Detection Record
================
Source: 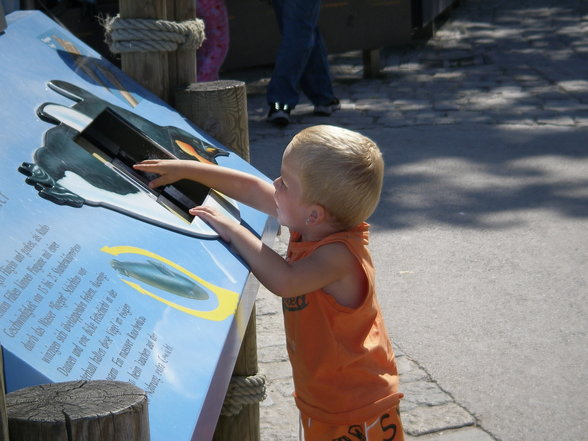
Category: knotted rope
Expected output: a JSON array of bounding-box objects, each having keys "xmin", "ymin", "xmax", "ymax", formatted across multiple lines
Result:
[
  {"xmin": 220, "ymin": 374, "xmax": 267, "ymax": 417},
  {"xmin": 102, "ymin": 14, "xmax": 205, "ymax": 54}
]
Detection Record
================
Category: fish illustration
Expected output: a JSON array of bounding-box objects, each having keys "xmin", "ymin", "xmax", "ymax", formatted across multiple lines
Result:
[{"xmin": 111, "ymin": 259, "xmax": 209, "ymax": 300}]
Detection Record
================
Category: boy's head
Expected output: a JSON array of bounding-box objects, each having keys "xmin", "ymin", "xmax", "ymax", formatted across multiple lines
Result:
[{"xmin": 283, "ymin": 125, "xmax": 384, "ymax": 230}]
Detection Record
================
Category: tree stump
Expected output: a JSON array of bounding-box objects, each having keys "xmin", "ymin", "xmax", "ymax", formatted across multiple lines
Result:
[
  {"xmin": 175, "ymin": 80, "xmax": 250, "ymax": 161},
  {"xmin": 6, "ymin": 380, "xmax": 149, "ymax": 441}
]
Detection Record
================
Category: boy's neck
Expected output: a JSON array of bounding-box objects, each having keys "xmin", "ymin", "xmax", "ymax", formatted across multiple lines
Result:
[{"xmin": 297, "ymin": 222, "xmax": 343, "ymax": 242}]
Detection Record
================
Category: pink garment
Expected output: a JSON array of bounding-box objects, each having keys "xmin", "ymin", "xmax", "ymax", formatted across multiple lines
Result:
[{"xmin": 196, "ymin": 0, "xmax": 230, "ymax": 82}]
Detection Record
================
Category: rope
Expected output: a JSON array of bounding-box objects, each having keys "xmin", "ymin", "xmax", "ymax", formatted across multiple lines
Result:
[
  {"xmin": 220, "ymin": 374, "xmax": 267, "ymax": 417},
  {"xmin": 102, "ymin": 14, "xmax": 205, "ymax": 54}
]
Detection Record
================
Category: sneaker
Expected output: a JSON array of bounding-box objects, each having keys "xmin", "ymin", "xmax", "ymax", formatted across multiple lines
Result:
[
  {"xmin": 267, "ymin": 103, "xmax": 291, "ymax": 127},
  {"xmin": 313, "ymin": 98, "xmax": 341, "ymax": 116}
]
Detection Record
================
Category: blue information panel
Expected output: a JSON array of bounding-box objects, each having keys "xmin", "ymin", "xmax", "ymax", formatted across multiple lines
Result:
[{"xmin": 0, "ymin": 11, "xmax": 275, "ymax": 441}]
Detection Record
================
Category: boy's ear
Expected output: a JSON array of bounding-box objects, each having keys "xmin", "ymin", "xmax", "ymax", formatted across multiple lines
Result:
[{"xmin": 307, "ymin": 205, "xmax": 326, "ymax": 225}]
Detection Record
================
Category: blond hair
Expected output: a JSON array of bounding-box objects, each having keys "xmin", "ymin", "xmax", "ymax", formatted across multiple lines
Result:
[{"xmin": 285, "ymin": 125, "xmax": 384, "ymax": 230}]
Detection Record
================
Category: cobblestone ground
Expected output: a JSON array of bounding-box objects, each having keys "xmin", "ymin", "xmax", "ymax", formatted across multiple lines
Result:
[{"xmin": 223, "ymin": 0, "xmax": 588, "ymax": 439}]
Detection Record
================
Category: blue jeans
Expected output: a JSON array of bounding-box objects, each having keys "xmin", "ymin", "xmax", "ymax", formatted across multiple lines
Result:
[{"xmin": 267, "ymin": 0, "xmax": 336, "ymax": 108}]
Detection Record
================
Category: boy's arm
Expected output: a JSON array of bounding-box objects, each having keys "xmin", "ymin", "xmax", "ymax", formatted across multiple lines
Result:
[
  {"xmin": 192, "ymin": 206, "xmax": 363, "ymax": 307},
  {"xmin": 133, "ymin": 159, "xmax": 277, "ymax": 217}
]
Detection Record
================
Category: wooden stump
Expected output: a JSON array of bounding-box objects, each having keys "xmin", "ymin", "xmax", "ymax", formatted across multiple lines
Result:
[
  {"xmin": 175, "ymin": 80, "xmax": 250, "ymax": 161},
  {"xmin": 6, "ymin": 380, "xmax": 149, "ymax": 441}
]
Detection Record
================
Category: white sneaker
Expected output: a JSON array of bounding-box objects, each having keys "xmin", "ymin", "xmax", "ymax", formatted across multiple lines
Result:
[{"xmin": 313, "ymin": 98, "xmax": 341, "ymax": 116}]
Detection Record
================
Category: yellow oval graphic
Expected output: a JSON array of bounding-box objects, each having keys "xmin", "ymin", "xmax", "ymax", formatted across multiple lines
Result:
[{"xmin": 101, "ymin": 246, "xmax": 239, "ymax": 322}]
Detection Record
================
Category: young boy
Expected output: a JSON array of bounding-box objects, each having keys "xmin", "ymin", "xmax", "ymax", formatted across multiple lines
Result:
[{"xmin": 134, "ymin": 125, "xmax": 404, "ymax": 441}]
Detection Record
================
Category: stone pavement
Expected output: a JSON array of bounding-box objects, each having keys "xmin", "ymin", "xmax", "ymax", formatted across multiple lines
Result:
[{"xmin": 223, "ymin": 0, "xmax": 588, "ymax": 439}]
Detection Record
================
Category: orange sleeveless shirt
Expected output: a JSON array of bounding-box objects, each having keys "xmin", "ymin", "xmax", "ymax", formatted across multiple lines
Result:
[{"xmin": 283, "ymin": 223, "xmax": 403, "ymax": 425}]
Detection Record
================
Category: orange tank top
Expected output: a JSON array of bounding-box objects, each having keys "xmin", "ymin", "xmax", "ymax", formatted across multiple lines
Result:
[{"xmin": 283, "ymin": 223, "xmax": 402, "ymax": 424}]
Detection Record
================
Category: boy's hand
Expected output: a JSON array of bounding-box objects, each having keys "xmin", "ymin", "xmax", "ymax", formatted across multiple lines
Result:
[
  {"xmin": 133, "ymin": 160, "xmax": 190, "ymax": 189},
  {"xmin": 190, "ymin": 205, "xmax": 239, "ymax": 244}
]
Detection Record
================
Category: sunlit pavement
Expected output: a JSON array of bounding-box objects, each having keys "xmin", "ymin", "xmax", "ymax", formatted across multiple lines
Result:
[{"xmin": 225, "ymin": 1, "xmax": 588, "ymax": 439}]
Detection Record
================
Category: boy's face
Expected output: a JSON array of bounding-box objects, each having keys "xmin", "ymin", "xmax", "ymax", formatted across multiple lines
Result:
[{"xmin": 273, "ymin": 152, "xmax": 312, "ymax": 230}]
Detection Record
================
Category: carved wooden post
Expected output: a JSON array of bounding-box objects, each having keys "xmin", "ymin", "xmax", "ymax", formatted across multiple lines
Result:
[
  {"xmin": 175, "ymin": 80, "xmax": 250, "ymax": 161},
  {"xmin": 6, "ymin": 380, "xmax": 149, "ymax": 441}
]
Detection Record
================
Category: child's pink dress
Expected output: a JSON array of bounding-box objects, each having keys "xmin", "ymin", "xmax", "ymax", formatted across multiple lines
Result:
[{"xmin": 196, "ymin": 0, "xmax": 229, "ymax": 82}]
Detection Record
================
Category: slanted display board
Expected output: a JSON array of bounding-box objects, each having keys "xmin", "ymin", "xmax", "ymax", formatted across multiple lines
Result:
[{"xmin": 0, "ymin": 11, "xmax": 275, "ymax": 441}]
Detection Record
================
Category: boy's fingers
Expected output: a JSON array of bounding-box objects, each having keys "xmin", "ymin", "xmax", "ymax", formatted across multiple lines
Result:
[
  {"xmin": 147, "ymin": 176, "xmax": 168, "ymax": 188},
  {"xmin": 133, "ymin": 160, "xmax": 158, "ymax": 168},
  {"xmin": 190, "ymin": 206, "xmax": 216, "ymax": 216},
  {"xmin": 189, "ymin": 206, "xmax": 206, "ymax": 215}
]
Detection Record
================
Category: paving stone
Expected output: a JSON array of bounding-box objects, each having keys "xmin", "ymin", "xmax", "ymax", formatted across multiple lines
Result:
[
  {"xmin": 450, "ymin": 111, "xmax": 495, "ymax": 124},
  {"xmin": 406, "ymin": 427, "xmax": 496, "ymax": 441},
  {"xmin": 397, "ymin": 356, "xmax": 430, "ymax": 383},
  {"xmin": 257, "ymin": 327, "xmax": 285, "ymax": 350},
  {"xmin": 544, "ymin": 100, "xmax": 588, "ymax": 112},
  {"xmin": 392, "ymin": 99, "xmax": 432, "ymax": 111},
  {"xmin": 255, "ymin": 294, "xmax": 281, "ymax": 319},
  {"xmin": 378, "ymin": 111, "xmax": 411, "ymax": 127},
  {"xmin": 433, "ymin": 101, "xmax": 461, "ymax": 111},
  {"xmin": 355, "ymin": 98, "xmax": 396, "ymax": 111},
  {"xmin": 536, "ymin": 114, "xmax": 576, "ymax": 126},
  {"xmin": 402, "ymin": 403, "xmax": 476, "ymax": 436},
  {"xmin": 259, "ymin": 360, "xmax": 293, "ymax": 380},
  {"xmin": 401, "ymin": 381, "xmax": 454, "ymax": 411},
  {"xmin": 258, "ymin": 345, "xmax": 289, "ymax": 364},
  {"xmin": 573, "ymin": 113, "xmax": 588, "ymax": 126}
]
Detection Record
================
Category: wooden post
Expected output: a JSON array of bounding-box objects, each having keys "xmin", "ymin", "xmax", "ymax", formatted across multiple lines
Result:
[
  {"xmin": 176, "ymin": 79, "xmax": 261, "ymax": 440},
  {"xmin": 166, "ymin": 0, "xmax": 197, "ymax": 95},
  {"xmin": 212, "ymin": 305, "xmax": 260, "ymax": 441},
  {"xmin": 0, "ymin": 350, "xmax": 9, "ymax": 441},
  {"xmin": 175, "ymin": 80, "xmax": 251, "ymax": 161},
  {"xmin": 6, "ymin": 380, "xmax": 149, "ymax": 441},
  {"xmin": 363, "ymin": 48, "xmax": 381, "ymax": 78},
  {"xmin": 119, "ymin": 0, "xmax": 170, "ymax": 102},
  {"xmin": 118, "ymin": 0, "xmax": 197, "ymax": 103}
]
